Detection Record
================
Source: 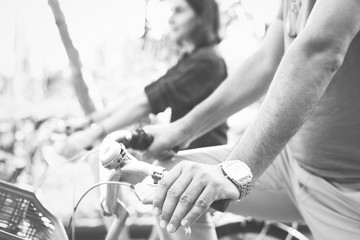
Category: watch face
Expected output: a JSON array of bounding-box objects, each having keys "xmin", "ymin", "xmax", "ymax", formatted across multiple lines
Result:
[{"xmin": 222, "ymin": 161, "xmax": 252, "ymax": 182}]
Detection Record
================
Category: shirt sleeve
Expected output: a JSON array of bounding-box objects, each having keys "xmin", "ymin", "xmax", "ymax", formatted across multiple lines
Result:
[{"xmin": 144, "ymin": 54, "xmax": 226, "ymax": 115}]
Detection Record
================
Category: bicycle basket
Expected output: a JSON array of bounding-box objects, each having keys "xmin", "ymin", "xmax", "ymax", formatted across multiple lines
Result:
[{"xmin": 0, "ymin": 180, "xmax": 68, "ymax": 240}]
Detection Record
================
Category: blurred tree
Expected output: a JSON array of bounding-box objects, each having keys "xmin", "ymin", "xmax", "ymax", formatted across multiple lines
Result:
[{"xmin": 47, "ymin": 0, "xmax": 97, "ymax": 115}]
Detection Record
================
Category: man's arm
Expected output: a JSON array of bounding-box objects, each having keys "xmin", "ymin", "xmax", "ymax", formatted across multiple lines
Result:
[
  {"xmin": 180, "ymin": 21, "xmax": 284, "ymax": 141},
  {"xmin": 147, "ymin": 17, "xmax": 285, "ymax": 154},
  {"xmin": 152, "ymin": 0, "xmax": 360, "ymax": 233},
  {"xmin": 228, "ymin": 0, "xmax": 360, "ymax": 181}
]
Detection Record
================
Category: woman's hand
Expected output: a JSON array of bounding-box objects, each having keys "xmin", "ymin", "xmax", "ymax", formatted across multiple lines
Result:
[
  {"xmin": 64, "ymin": 116, "xmax": 91, "ymax": 134},
  {"xmin": 143, "ymin": 123, "xmax": 191, "ymax": 160},
  {"xmin": 57, "ymin": 128, "xmax": 97, "ymax": 158},
  {"xmin": 152, "ymin": 161, "xmax": 239, "ymax": 233}
]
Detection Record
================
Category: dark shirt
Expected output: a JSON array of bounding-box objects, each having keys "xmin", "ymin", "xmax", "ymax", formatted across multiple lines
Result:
[{"xmin": 144, "ymin": 46, "xmax": 228, "ymax": 149}]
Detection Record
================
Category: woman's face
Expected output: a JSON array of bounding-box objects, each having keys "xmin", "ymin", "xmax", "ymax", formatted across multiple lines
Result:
[{"xmin": 168, "ymin": 0, "xmax": 198, "ymax": 45}]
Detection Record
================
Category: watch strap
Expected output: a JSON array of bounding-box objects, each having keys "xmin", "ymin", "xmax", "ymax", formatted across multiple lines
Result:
[{"xmin": 219, "ymin": 161, "xmax": 253, "ymax": 201}]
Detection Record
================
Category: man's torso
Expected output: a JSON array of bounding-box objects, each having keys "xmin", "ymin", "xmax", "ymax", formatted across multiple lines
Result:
[{"xmin": 282, "ymin": 0, "xmax": 360, "ymax": 183}]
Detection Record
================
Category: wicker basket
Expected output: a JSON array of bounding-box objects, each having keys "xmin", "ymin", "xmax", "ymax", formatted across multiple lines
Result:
[{"xmin": 0, "ymin": 180, "xmax": 68, "ymax": 240}]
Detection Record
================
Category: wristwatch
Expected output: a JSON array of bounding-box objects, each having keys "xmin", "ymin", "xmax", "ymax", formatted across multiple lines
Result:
[{"xmin": 219, "ymin": 160, "xmax": 253, "ymax": 201}]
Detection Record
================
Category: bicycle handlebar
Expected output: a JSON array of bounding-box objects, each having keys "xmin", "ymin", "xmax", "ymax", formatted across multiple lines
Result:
[{"xmin": 99, "ymin": 137, "xmax": 230, "ymax": 212}]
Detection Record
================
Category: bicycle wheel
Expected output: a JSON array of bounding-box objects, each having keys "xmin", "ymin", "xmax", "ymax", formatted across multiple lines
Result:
[{"xmin": 216, "ymin": 218, "xmax": 310, "ymax": 240}]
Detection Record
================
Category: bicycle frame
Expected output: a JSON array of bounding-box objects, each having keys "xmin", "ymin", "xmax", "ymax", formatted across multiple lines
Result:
[{"xmin": 101, "ymin": 173, "xmax": 130, "ymax": 240}]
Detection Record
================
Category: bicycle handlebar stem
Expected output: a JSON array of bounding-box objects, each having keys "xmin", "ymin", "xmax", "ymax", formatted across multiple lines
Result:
[
  {"xmin": 102, "ymin": 172, "xmax": 122, "ymax": 216},
  {"xmin": 100, "ymin": 140, "xmax": 165, "ymax": 183}
]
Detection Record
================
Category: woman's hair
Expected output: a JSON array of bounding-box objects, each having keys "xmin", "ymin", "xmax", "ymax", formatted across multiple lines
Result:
[{"xmin": 185, "ymin": 0, "xmax": 221, "ymax": 48}]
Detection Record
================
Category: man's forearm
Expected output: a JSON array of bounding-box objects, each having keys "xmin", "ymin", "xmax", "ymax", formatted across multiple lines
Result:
[
  {"xmin": 178, "ymin": 50, "xmax": 276, "ymax": 143},
  {"xmin": 176, "ymin": 20, "xmax": 285, "ymax": 144},
  {"xmin": 226, "ymin": 38, "xmax": 345, "ymax": 181}
]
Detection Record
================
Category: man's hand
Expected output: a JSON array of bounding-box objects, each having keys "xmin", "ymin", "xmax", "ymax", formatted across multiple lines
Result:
[
  {"xmin": 143, "ymin": 123, "xmax": 191, "ymax": 160},
  {"xmin": 152, "ymin": 161, "xmax": 239, "ymax": 233}
]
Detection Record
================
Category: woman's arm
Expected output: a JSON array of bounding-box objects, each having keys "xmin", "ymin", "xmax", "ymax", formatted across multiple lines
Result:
[
  {"xmin": 99, "ymin": 91, "xmax": 151, "ymax": 134},
  {"xmin": 59, "ymin": 91, "xmax": 151, "ymax": 157},
  {"xmin": 146, "ymin": 17, "xmax": 285, "ymax": 155}
]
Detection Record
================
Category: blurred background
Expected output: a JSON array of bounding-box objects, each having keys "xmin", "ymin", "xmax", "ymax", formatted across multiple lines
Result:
[
  {"xmin": 0, "ymin": 0, "xmax": 282, "ymax": 239},
  {"xmin": 0, "ymin": 0, "xmax": 279, "ymax": 119}
]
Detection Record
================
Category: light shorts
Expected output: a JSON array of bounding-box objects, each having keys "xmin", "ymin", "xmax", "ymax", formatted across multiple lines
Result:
[
  {"xmin": 205, "ymin": 145, "xmax": 360, "ymax": 240},
  {"xmin": 168, "ymin": 144, "xmax": 360, "ymax": 240}
]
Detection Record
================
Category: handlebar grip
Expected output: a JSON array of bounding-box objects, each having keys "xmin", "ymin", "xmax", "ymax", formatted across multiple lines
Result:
[
  {"xmin": 129, "ymin": 129, "xmax": 154, "ymax": 150},
  {"xmin": 210, "ymin": 199, "xmax": 230, "ymax": 212},
  {"xmin": 130, "ymin": 129, "xmax": 181, "ymax": 152}
]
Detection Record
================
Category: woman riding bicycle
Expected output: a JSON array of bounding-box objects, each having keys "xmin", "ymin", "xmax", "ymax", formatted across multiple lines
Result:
[
  {"xmin": 60, "ymin": 0, "xmax": 227, "ymax": 159},
  {"xmin": 60, "ymin": 0, "xmax": 227, "ymax": 239}
]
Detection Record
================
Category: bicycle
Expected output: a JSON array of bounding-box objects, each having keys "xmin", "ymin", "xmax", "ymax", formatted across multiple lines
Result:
[
  {"xmin": 94, "ymin": 129, "xmax": 311, "ymax": 240},
  {"xmin": 0, "ymin": 128, "xmax": 311, "ymax": 240},
  {"xmin": 97, "ymin": 129, "xmax": 228, "ymax": 240},
  {"xmin": 0, "ymin": 114, "xmax": 107, "ymax": 240}
]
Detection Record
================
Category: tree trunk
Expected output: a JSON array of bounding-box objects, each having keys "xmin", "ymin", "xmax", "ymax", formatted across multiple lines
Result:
[{"xmin": 47, "ymin": 0, "xmax": 97, "ymax": 115}]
